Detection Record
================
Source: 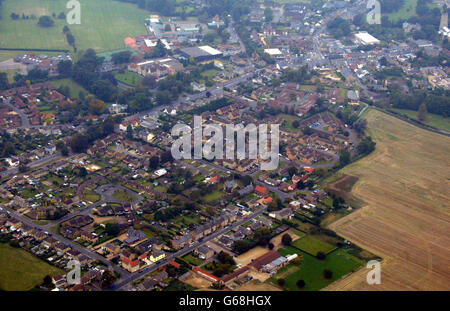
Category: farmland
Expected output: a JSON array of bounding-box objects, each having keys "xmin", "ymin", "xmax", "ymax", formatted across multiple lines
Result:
[
  {"xmin": 0, "ymin": 0, "xmax": 149, "ymax": 52},
  {"xmin": 0, "ymin": 243, "xmax": 64, "ymax": 291},
  {"xmin": 326, "ymin": 109, "xmax": 450, "ymax": 290}
]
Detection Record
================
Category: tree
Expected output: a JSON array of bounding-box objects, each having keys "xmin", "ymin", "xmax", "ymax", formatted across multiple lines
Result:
[
  {"xmin": 57, "ymin": 60, "xmax": 72, "ymax": 77},
  {"xmin": 296, "ymin": 279, "xmax": 306, "ymax": 288},
  {"xmin": 105, "ymin": 223, "xmax": 120, "ymax": 236},
  {"xmin": 126, "ymin": 124, "xmax": 133, "ymax": 139},
  {"xmin": 277, "ymin": 278, "xmax": 285, "ymax": 286},
  {"xmin": 316, "ymin": 251, "xmax": 326, "ymax": 260},
  {"xmin": 281, "ymin": 233, "xmax": 292, "ymax": 246},
  {"xmin": 141, "ymin": 75, "xmax": 157, "ymax": 89},
  {"xmin": 287, "ymin": 166, "xmax": 298, "ymax": 177},
  {"xmin": 418, "ymin": 103, "xmax": 427, "ymax": 122},
  {"xmin": 160, "ymin": 150, "xmax": 173, "ymax": 163},
  {"xmin": 111, "ymin": 51, "xmax": 132, "ymax": 65},
  {"xmin": 88, "ymin": 99, "xmax": 106, "ymax": 115},
  {"xmin": 323, "ymin": 269, "xmax": 333, "ymax": 279},
  {"xmin": 43, "ymin": 275, "xmax": 54, "ymax": 288},
  {"xmin": 70, "ymin": 134, "xmax": 89, "ymax": 153},
  {"xmin": 149, "ymin": 156, "xmax": 160, "ymax": 170},
  {"xmin": 292, "ymin": 120, "xmax": 300, "ymax": 128},
  {"xmin": 264, "ymin": 7, "xmax": 274, "ymax": 23},
  {"xmin": 268, "ymin": 242, "xmax": 274, "ymax": 250},
  {"xmin": 0, "ymin": 72, "xmax": 9, "ymax": 90},
  {"xmin": 37, "ymin": 16, "xmax": 54, "ymax": 27}
]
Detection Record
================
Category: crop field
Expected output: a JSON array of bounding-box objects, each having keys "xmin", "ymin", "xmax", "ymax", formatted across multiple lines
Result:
[
  {"xmin": 292, "ymin": 235, "xmax": 337, "ymax": 256},
  {"xmin": 0, "ymin": 0, "xmax": 149, "ymax": 52},
  {"xmin": 326, "ymin": 109, "xmax": 450, "ymax": 290},
  {"xmin": 0, "ymin": 243, "xmax": 64, "ymax": 291}
]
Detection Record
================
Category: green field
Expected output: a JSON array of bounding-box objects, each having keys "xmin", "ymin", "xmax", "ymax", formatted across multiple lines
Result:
[
  {"xmin": 291, "ymin": 235, "xmax": 337, "ymax": 256},
  {"xmin": 0, "ymin": 0, "xmax": 149, "ymax": 52},
  {"xmin": 112, "ymin": 190, "xmax": 137, "ymax": 203},
  {"xmin": 390, "ymin": 108, "xmax": 450, "ymax": 132},
  {"xmin": 51, "ymin": 78, "xmax": 89, "ymax": 99},
  {"xmin": 386, "ymin": 0, "xmax": 418, "ymax": 22},
  {"xmin": 0, "ymin": 243, "xmax": 64, "ymax": 291},
  {"xmin": 114, "ymin": 70, "xmax": 143, "ymax": 87},
  {"xmin": 268, "ymin": 246, "xmax": 364, "ymax": 291},
  {"xmin": 202, "ymin": 190, "xmax": 223, "ymax": 203}
]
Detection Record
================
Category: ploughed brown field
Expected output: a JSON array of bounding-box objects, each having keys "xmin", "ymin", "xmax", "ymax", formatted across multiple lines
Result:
[{"xmin": 325, "ymin": 109, "xmax": 450, "ymax": 290}]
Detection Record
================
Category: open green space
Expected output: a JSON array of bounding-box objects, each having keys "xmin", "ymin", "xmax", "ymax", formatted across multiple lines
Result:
[
  {"xmin": 202, "ymin": 190, "xmax": 223, "ymax": 203},
  {"xmin": 0, "ymin": 0, "xmax": 149, "ymax": 52},
  {"xmin": 268, "ymin": 246, "xmax": 364, "ymax": 291},
  {"xmin": 390, "ymin": 108, "xmax": 450, "ymax": 132},
  {"xmin": 291, "ymin": 235, "xmax": 337, "ymax": 256},
  {"xmin": 51, "ymin": 78, "xmax": 90, "ymax": 100},
  {"xmin": 0, "ymin": 243, "xmax": 64, "ymax": 291},
  {"xmin": 113, "ymin": 70, "xmax": 143, "ymax": 87},
  {"xmin": 112, "ymin": 190, "xmax": 137, "ymax": 203}
]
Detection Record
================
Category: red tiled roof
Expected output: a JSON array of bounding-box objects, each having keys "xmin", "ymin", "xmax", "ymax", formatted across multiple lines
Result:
[
  {"xmin": 168, "ymin": 260, "xmax": 180, "ymax": 268},
  {"xmin": 249, "ymin": 251, "xmax": 281, "ymax": 270},
  {"xmin": 255, "ymin": 185, "xmax": 268, "ymax": 195}
]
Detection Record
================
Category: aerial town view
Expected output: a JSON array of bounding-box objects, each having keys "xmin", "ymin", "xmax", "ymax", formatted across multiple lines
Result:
[{"xmin": 0, "ymin": 0, "xmax": 448, "ymax": 301}]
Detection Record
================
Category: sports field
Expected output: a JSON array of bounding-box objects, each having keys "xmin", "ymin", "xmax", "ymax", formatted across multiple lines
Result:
[
  {"xmin": 268, "ymin": 246, "xmax": 364, "ymax": 291},
  {"xmin": 326, "ymin": 109, "xmax": 450, "ymax": 290},
  {"xmin": 0, "ymin": 243, "xmax": 64, "ymax": 291},
  {"xmin": 0, "ymin": 0, "xmax": 149, "ymax": 52}
]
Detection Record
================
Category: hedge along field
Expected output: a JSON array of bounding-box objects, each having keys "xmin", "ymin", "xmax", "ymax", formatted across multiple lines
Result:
[{"xmin": 0, "ymin": 0, "xmax": 149, "ymax": 52}]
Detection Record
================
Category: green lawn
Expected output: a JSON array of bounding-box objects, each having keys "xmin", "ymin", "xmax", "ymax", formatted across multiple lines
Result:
[
  {"xmin": 268, "ymin": 246, "xmax": 364, "ymax": 291},
  {"xmin": 391, "ymin": 108, "xmax": 450, "ymax": 132},
  {"xmin": 113, "ymin": 70, "xmax": 143, "ymax": 87},
  {"xmin": 0, "ymin": 243, "xmax": 64, "ymax": 291},
  {"xmin": 291, "ymin": 235, "xmax": 337, "ymax": 256},
  {"xmin": 84, "ymin": 189, "xmax": 101, "ymax": 203},
  {"xmin": 386, "ymin": 0, "xmax": 417, "ymax": 22},
  {"xmin": 202, "ymin": 190, "xmax": 223, "ymax": 203},
  {"xmin": 0, "ymin": 0, "xmax": 149, "ymax": 52},
  {"xmin": 112, "ymin": 190, "xmax": 137, "ymax": 203},
  {"xmin": 181, "ymin": 253, "xmax": 204, "ymax": 266},
  {"xmin": 278, "ymin": 113, "xmax": 302, "ymax": 132},
  {"xmin": 51, "ymin": 78, "xmax": 90, "ymax": 100}
]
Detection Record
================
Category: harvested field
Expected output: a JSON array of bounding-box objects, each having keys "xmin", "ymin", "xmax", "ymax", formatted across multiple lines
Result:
[
  {"xmin": 235, "ymin": 279, "xmax": 281, "ymax": 291},
  {"xmin": 183, "ymin": 273, "xmax": 212, "ymax": 289},
  {"xmin": 234, "ymin": 246, "xmax": 270, "ymax": 267},
  {"xmin": 326, "ymin": 109, "xmax": 450, "ymax": 290}
]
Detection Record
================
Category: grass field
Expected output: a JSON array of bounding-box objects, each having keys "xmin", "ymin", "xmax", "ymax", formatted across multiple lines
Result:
[
  {"xmin": 0, "ymin": 243, "xmax": 64, "ymax": 291},
  {"xmin": 268, "ymin": 246, "xmax": 364, "ymax": 291},
  {"xmin": 0, "ymin": 0, "xmax": 149, "ymax": 52},
  {"xmin": 114, "ymin": 70, "xmax": 143, "ymax": 87},
  {"xmin": 390, "ymin": 108, "xmax": 450, "ymax": 132},
  {"xmin": 292, "ymin": 235, "xmax": 337, "ymax": 256},
  {"xmin": 51, "ymin": 78, "xmax": 89, "ymax": 99},
  {"xmin": 112, "ymin": 190, "xmax": 137, "ymax": 203},
  {"xmin": 386, "ymin": 0, "xmax": 417, "ymax": 22},
  {"xmin": 326, "ymin": 109, "xmax": 450, "ymax": 290}
]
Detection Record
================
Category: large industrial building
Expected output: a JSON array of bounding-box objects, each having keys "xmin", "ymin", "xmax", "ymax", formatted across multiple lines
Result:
[{"xmin": 179, "ymin": 45, "xmax": 223, "ymax": 62}]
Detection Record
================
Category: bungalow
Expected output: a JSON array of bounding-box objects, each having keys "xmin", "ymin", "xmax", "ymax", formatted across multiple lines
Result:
[{"xmin": 269, "ymin": 208, "xmax": 293, "ymax": 221}]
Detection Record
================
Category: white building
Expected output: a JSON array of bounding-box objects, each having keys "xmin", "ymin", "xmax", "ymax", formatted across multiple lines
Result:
[{"xmin": 354, "ymin": 32, "xmax": 380, "ymax": 45}]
